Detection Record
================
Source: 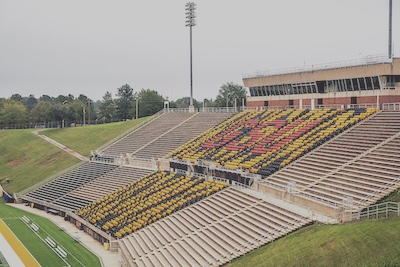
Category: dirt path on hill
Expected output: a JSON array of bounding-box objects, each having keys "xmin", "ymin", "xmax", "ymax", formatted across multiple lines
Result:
[{"xmin": 32, "ymin": 130, "xmax": 89, "ymax": 162}]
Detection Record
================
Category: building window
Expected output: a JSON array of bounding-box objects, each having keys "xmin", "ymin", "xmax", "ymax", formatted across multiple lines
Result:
[
  {"xmin": 351, "ymin": 97, "xmax": 357, "ymax": 105},
  {"xmin": 264, "ymin": 101, "xmax": 269, "ymax": 107},
  {"xmin": 317, "ymin": 98, "xmax": 323, "ymax": 107},
  {"xmin": 289, "ymin": 100, "xmax": 294, "ymax": 107}
]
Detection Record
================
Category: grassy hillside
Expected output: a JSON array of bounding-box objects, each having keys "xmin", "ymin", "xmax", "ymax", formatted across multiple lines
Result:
[
  {"xmin": 0, "ymin": 199, "xmax": 101, "ymax": 267},
  {"xmin": 381, "ymin": 190, "xmax": 400, "ymax": 203},
  {"xmin": 0, "ymin": 119, "xmax": 148, "ymax": 194},
  {"xmin": 227, "ymin": 218, "xmax": 400, "ymax": 267},
  {"xmin": 0, "ymin": 129, "xmax": 79, "ymax": 194},
  {"xmin": 41, "ymin": 118, "xmax": 147, "ymax": 156}
]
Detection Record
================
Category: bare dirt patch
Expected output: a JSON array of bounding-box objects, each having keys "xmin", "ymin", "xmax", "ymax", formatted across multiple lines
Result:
[{"xmin": 7, "ymin": 159, "xmax": 24, "ymax": 167}]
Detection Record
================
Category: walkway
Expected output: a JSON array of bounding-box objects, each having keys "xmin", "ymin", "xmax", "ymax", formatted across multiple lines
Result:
[
  {"xmin": 6, "ymin": 203, "xmax": 120, "ymax": 267},
  {"xmin": 242, "ymin": 188, "xmax": 338, "ymax": 224},
  {"xmin": 33, "ymin": 130, "xmax": 89, "ymax": 162}
]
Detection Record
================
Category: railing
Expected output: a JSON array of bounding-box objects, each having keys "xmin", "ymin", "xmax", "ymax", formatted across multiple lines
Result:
[
  {"xmin": 96, "ymin": 109, "xmax": 164, "ymax": 153},
  {"xmin": 199, "ymin": 107, "xmax": 237, "ymax": 113},
  {"xmin": 243, "ymin": 54, "xmax": 392, "ymax": 78},
  {"xmin": 208, "ymin": 177, "xmax": 229, "ymax": 184},
  {"xmin": 260, "ymin": 180, "xmax": 341, "ymax": 210},
  {"xmin": 315, "ymin": 104, "xmax": 345, "ymax": 109},
  {"xmin": 245, "ymin": 103, "xmax": 380, "ymax": 111},
  {"xmin": 120, "ymin": 156, "xmax": 157, "ymax": 170},
  {"xmin": 341, "ymin": 202, "xmax": 400, "ymax": 222},
  {"xmin": 347, "ymin": 104, "xmax": 378, "ymax": 109},
  {"xmin": 164, "ymin": 108, "xmax": 190, "ymax": 113},
  {"xmin": 382, "ymin": 102, "xmax": 400, "ymax": 111},
  {"xmin": 232, "ymin": 181, "xmax": 251, "ymax": 189}
]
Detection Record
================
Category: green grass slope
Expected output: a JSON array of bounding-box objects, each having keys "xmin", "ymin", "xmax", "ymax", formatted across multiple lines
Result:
[
  {"xmin": 0, "ymin": 129, "xmax": 79, "ymax": 194},
  {"xmin": 227, "ymin": 218, "xmax": 400, "ymax": 267},
  {"xmin": 41, "ymin": 118, "xmax": 147, "ymax": 156},
  {"xmin": 0, "ymin": 199, "xmax": 101, "ymax": 267},
  {"xmin": 0, "ymin": 119, "xmax": 148, "ymax": 194}
]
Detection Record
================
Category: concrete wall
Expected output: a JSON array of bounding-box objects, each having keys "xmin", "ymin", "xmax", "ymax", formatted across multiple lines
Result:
[{"xmin": 258, "ymin": 183, "xmax": 338, "ymax": 218}]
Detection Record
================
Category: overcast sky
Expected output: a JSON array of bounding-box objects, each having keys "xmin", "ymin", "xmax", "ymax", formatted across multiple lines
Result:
[{"xmin": 0, "ymin": 0, "xmax": 398, "ymax": 102}]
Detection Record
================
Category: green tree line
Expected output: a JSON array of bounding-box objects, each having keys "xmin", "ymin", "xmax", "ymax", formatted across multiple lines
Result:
[{"xmin": 0, "ymin": 83, "xmax": 246, "ymax": 127}]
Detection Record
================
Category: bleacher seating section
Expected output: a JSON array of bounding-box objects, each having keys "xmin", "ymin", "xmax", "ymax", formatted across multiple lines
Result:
[
  {"xmin": 102, "ymin": 112, "xmax": 231, "ymax": 159},
  {"xmin": 260, "ymin": 111, "xmax": 400, "ymax": 210},
  {"xmin": 20, "ymin": 108, "xmax": 400, "ymax": 267},
  {"xmin": 25, "ymin": 162, "xmax": 117, "ymax": 209},
  {"xmin": 118, "ymin": 187, "xmax": 312, "ymax": 267},
  {"xmin": 25, "ymin": 163, "xmax": 153, "ymax": 211},
  {"xmin": 134, "ymin": 113, "xmax": 232, "ymax": 159},
  {"xmin": 167, "ymin": 108, "xmax": 378, "ymax": 176},
  {"xmin": 76, "ymin": 171, "xmax": 227, "ymax": 238}
]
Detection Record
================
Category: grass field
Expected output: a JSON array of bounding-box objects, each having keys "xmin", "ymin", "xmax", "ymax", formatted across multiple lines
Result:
[
  {"xmin": 0, "ymin": 129, "xmax": 80, "ymax": 194},
  {"xmin": 227, "ymin": 218, "xmax": 400, "ymax": 267},
  {"xmin": 0, "ymin": 199, "xmax": 101, "ymax": 267},
  {"xmin": 41, "ymin": 118, "xmax": 147, "ymax": 156},
  {"xmin": 0, "ymin": 119, "xmax": 147, "ymax": 194},
  {"xmin": 381, "ymin": 190, "xmax": 400, "ymax": 203}
]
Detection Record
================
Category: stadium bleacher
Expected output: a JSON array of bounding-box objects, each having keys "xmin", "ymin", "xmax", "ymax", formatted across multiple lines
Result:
[
  {"xmin": 167, "ymin": 108, "xmax": 378, "ymax": 177},
  {"xmin": 69, "ymin": 166, "xmax": 152, "ymax": 203},
  {"xmin": 102, "ymin": 113, "xmax": 194, "ymax": 156},
  {"xmin": 19, "ymin": 107, "xmax": 400, "ymax": 267},
  {"xmin": 25, "ymin": 162, "xmax": 117, "ymax": 208},
  {"xmin": 118, "ymin": 187, "xmax": 312, "ymax": 267},
  {"xmin": 76, "ymin": 171, "xmax": 228, "ymax": 238},
  {"xmin": 259, "ymin": 111, "xmax": 400, "ymax": 211},
  {"xmin": 134, "ymin": 112, "xmax": 232, "ymax": 159}
]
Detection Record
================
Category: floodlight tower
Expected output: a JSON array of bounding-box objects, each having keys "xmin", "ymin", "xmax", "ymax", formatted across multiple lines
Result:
[
  {"xmin": 388, "ymin": 0, "xmax": 393, "ymax": 59},
  {"xmin": 185, "ymin": 2, "xmax": 196, "ymax": 112}
]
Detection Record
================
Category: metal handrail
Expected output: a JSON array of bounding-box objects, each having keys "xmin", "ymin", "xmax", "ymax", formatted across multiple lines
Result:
[
  {"xmin": 341, "ymin": 202, "xmax": 400, "ymax": 222},
  {"xmin": 200, "ymin": 107, "xmax": 237, "ymax": 113},
  {"xmin": 382, "ymin": 102, "xmax": 400, "ymax": 111},
  {"xmin": 164, "ymin": 108, "xmax": 190, "ymax": 113}
]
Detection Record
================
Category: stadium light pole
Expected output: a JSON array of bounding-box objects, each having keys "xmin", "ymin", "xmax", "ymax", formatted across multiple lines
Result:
[
  {"xmin": 388, "ymin": 0, "xmax": 393, "ymax": 59},
  {"xmin": 136, "ymin": 97, "xmax": 140, "ymax": 120},
  {"xmin": 88, "ymin": 99, "xmax": 91, "ymax": 126},
  {"xmin": 185, "ymin": 2, "xmax": 196, "ymax": 112},
  {"xmin": 226, "ymin": 93, "xmax": 230, "ymax": 112}
]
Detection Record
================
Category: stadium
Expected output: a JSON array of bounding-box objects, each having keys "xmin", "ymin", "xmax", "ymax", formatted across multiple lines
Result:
[
  {"xmin": 1, "ymin": 1, "xmax": 400, "ymax": 267},
  {"xmin": 0, "ymin": 52, "xmax": 399, "ymax": 266}
]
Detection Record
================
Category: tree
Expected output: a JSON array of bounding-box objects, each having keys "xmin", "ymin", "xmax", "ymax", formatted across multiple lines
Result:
[
  {"xmin": 0, "ymin": 100, "xmax": 28, "ymax": 124},
  {"xmin": 115, "ymin": 84, "xmax": 134, "ymax": 120},
  {"xmin": 48, "ymin": 103, "xmax": 69, "ymax": 124},
  {"xmin": 137, "ymin": 89, "xmax": 164, "ymax": 118},
  {"xmin": 30, "ymin": 101, "xmax": 51, "ymax": 122},
  {"xmin": 25, "ymin": 94, "xmax": 38, "ymax": 111},
  {"xmin": 98, "ymin": 91, "xmax": 116, "ymax": 122},
  {"xmin": 174, "ymin": 97, "xmax": 200, "ymax": 109},
  {"xmin": 214, "ymin": 82, "xmax": 247, "ymax": 107},
  {"xmin": 10, "ymin": 94, "xmax": 23, "ymax": 102},
  {"xmin": 55, "ymin": 95, "xmax": 68, "ymax": 104},
  {"xmin": 39, "ymin": 95, "xmax": 54, "ymax": 103},
  {"xmin": 77, "ymin": 94, "xmax": 95, "ymax": 123}
]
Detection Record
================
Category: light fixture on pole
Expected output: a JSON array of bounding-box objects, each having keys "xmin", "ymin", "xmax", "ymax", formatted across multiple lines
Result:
[
  {"xmin": 388, "ymin": 0, "xmax": 393, "ymax": 59},
  {"xmin": 185, "ymin": 2, "xmax": 196, "ymax": 112}
]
